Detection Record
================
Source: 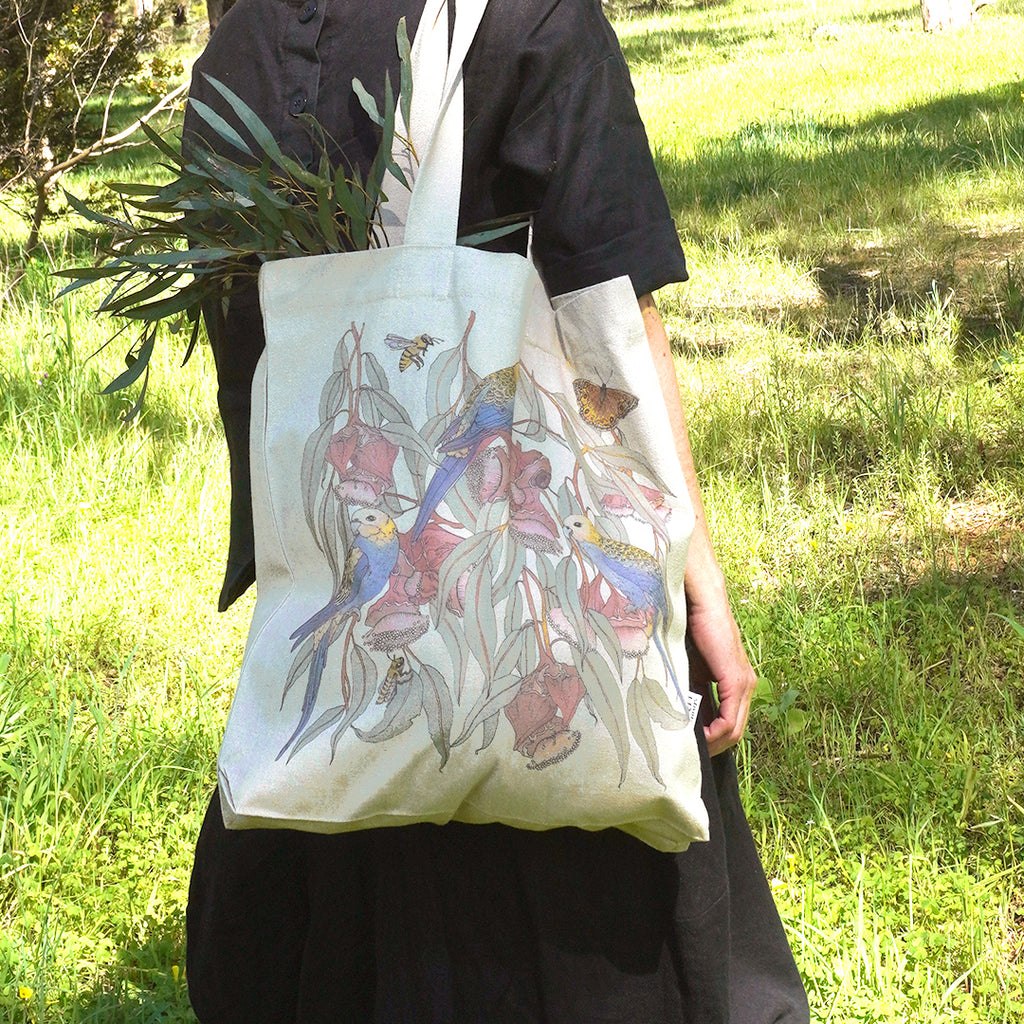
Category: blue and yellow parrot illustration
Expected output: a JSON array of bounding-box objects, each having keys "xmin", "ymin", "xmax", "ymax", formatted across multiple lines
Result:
[
  {"xmin": 277, "ymin": 508, "xmax": 400, "ymax": 759},
  {"xmin": 409, "ymin": 364, "xmax": 519, "ymax": 542},
  {"xmin": 563, "ymin": 514, "xmax": 685, "ymax": 704}
]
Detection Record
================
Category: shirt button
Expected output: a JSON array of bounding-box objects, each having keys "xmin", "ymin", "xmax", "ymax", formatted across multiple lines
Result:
[
  {"xmin": 289, "ymin": 90, "xmax": 307, "ymax": 115},
  {"xmin": 298, "ymin": 1, "xmax": 316, "ymax": 23}
]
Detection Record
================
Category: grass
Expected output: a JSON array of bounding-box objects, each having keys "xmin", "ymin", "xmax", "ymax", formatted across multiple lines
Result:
[{"xmin": 2, "ymin": 0, "xmax": 1024, "ymax": 1020}]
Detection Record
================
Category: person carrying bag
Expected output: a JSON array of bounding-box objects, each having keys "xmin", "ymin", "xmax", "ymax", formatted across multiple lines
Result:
[{"xmin": 184, "ymin": 1, "xmax": 809, "ymax": 1021}]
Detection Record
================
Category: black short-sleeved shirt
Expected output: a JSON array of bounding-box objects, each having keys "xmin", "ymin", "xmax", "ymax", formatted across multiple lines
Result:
[{"xmin": 184, "ymin": 0, "xmax": 687, "ymax": 610}]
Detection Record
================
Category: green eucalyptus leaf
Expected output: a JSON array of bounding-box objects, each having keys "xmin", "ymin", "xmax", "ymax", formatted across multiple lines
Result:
[
  {"xmin": 101, "ymin": 328, "xmax": 157, "ymax": 394},
  {"xmin": 119, "ymin": 360, "xmax": 151, "ymax": 423},
  {"xmin": 352, "ymin": 78, "xmax": 384, "ymax": 127},
  {"xmin": 397, "ymin": 17, "xmax": 412, "ymax": 133},
  {"xmin": 120, "ymin": 286, "xmax": 202, "ymax": 321},
  {"xmin": 188, "ymin": 96, "xmax": 257, "ymax": 158},
  {"xmin": 140, "ymin": 119, "xmax": 187, "ymax": 166},
  {"xmin": 457, "ymin": 220, "xmax": 531, "ymax": 248},
  {"xmin": 107, "ymin": 182, "xmax": 164, "ymax": 198},
  {"xmin": 201, "ymin": 74, "xmax": 322, "ymax": 187},
  {"xmin": 63, "ymin": 190, "xmax": 134, "ymax": 230}
]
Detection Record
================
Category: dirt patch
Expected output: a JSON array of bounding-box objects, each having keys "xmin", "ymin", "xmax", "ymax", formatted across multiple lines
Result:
[
  {"xmin": 864, "ymin": 498, "xmax": 1024, "ymax": 592},
  {"xmin": 677, "ymin": 227, "xmax": 1024, "ymax": 351}
]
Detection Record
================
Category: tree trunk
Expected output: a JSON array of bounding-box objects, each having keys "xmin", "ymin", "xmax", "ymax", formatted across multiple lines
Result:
[
  {"xmin": 921, "ymin": 0, "xmax": 974, "ymax": 30},
  {"xmin": 26, "ymin": 175, "xmax": 50, "ymax": 253}
]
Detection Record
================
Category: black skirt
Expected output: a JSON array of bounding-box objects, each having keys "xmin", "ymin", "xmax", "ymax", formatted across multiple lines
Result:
[{"xmin": 185, "ymin": 723, "xmax": 808, "ymax": 1024}]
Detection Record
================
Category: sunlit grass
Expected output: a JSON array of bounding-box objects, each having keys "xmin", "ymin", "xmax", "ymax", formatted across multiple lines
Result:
[{"xmin": 1, "ymin": 0, "xmax": 1023, "ymax": 1020}]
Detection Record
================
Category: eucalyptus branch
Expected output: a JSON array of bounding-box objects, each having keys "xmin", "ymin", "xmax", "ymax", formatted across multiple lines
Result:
[{"xmin": 57, "ymin": 17, "xmax": 529, "ymax": 420}]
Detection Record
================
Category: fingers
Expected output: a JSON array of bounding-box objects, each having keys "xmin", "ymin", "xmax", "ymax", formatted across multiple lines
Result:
[
  {"xmin": 703, "ymin": 675, "xmax": 754, "ymax": 757},
  {"xmin": 685, "ymin": 615, "xmax": 757, "ymax": 757}
]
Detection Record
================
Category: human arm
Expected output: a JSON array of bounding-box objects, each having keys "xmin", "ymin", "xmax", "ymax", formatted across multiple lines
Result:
[{"xmin": 638, "ymin": 294, "xmax": 756, "ymax": 756}]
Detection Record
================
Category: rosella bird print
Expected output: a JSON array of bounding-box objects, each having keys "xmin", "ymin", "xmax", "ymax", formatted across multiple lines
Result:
[
  {"xmin": 409, "ymin": 364, "xmax": 519, "ymax": 541},
  {"xmin": 563, "ymin": 514, "xmax": 685, "ymax": 704},
  {"xmin": 277, "ymin": 508, "xmax": 400, "ymax": 759}
]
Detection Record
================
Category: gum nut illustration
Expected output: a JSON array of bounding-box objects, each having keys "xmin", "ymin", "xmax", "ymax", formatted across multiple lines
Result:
[
  {"xmin": 326, "ymin": 424, "xmax": 399, "ymax": 505},
  {"xmin": 402, "ymin": 523, "xmax": 463, "ymax": 603},
  {"xmin": 467, "ymin": 442, "xmax": 561, "ymax": 552},
  {"xmin": 364, "ymin": 578, "xmax": 430, "ymax": 652},
  {"xmin": 585, "ymin": 586, "xmax": 653, "ymax": 657},
  {"xmin": 504, "ymin": 660, "xmax": 585, "ymax": 769},
  {"xmin": 410, "ymin": 365, "xmax": 519, "ymax": 542},
  {"xmin": 278, "ymin": 508, "xmax": 400, "ymax": 759},
  {"xmin": 562, "ymin": 513, "xmax": 685, "ymax": 703}
]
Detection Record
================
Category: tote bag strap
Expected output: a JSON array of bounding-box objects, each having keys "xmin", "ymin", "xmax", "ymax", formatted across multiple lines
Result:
[{"xmin": 383, "ymin": 0, "xmax": 487, "ymax": 248}]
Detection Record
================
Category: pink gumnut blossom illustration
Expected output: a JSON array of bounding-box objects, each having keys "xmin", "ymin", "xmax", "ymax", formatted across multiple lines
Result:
[
  {"xmin": 504, "ymin": 660, "xmax": 585, "ymax": 769},
  {"xmin": 600, "ymin": 485, "xmax": 671, "ymax": 523},
  {"xmin": 363, "ymin": 523, "xmax": 467, "ymax": 651},
  {"xmin": 547, "ymin": 580, "xmax": 653, "ymax": 658},
  {"xmin": 363, "ymin": 577, "xmax": 430, "ymax": 652},
  {"xmin": 467, "ymin": 442, "xmax": 561, "ymax": 553},
  {"xmin": 585, "ymin": 585, "xmax": 653, "ymax": 657},
  {"xmin": 326, "ymin": 424, "xmax": 399, "ymax": 505}
]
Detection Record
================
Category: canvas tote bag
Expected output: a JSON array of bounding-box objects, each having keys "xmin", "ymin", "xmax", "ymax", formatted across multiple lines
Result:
[{"xmin": 216, "ymin": 0, "xmax": 709, "ymax": 853}]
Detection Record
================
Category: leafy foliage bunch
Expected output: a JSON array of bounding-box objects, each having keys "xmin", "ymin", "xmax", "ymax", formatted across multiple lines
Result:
[{"xmin": 57, "ymin": 20, "xmax": 419, "ymax": 416}]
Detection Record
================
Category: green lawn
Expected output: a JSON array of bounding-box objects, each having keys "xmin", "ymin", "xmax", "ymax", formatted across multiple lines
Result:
[{"xmin": 2, "ymin": 0, "xmax": 1023, "ymax": 1020}]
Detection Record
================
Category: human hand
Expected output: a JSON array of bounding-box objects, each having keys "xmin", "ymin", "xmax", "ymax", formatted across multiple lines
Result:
[{"xmin": 686, "ymin": 593, "xmax": 757, "ymax": 757}]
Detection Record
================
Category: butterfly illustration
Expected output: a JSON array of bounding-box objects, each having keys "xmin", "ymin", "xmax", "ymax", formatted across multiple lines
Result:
[
  {"xmin": 377, "ymin": 654, "xmax": 413, "ymax": 704},
  {"xmin": 385, "ymin": 333, "xmax": 445, "ymax": 372},
  {"xmin": 572, "ymin": 378, "xmax": 639, "ymax": 430}
]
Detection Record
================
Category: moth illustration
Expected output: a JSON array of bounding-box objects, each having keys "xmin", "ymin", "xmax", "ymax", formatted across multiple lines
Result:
[
  {"xmin": 572, "ymin": 378, "xmax": 639, "ymax": 430},
  {"xmin": 385, "ymin": 332, "xmax": 445, "ymax": 372}
]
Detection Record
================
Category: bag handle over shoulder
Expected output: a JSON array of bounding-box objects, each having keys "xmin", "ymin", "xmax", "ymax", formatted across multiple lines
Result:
[{"xmin": 383, "ymin": 0, "xmax": 488, "ymax": 247}]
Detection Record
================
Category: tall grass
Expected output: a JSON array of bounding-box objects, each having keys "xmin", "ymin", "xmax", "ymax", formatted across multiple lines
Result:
[{"xmin": 2, "ymin": 0, "xmax": 1024, "ymax": 1020}]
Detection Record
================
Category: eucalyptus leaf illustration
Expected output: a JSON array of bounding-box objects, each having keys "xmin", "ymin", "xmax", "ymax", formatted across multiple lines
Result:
[
  {"xmin": 362, "ymin": 350, "xmax": 390, "ymax": 393},
  {"xmin": 452, "ymin": 674, "xmax": 520, "ymax": 747},
  {"xmin": 477, "ymin": 713, "xmax": 500, "ymax": 753},
  {"xmin": 288, "ymin": 704, "xmax": 346, "ymax": 761},
  {"xmin": 573, "ymin": 647, "xmax": 630, "ymax": 784},
  {"xmin": 437, "ymin": 615, "xmax": 469, "ymax": 703},
  {"xmin": 279, "ymin": 641, "xmax": 314, "ymax": 709},
  {"xmin": 641, "ymin": 676, "xmax": 690, "ymax": 730},
  {"xmin": 462, "ymin": 563, "xmax": 497, "ymax": 678},
  {"xmin": 433, "ymin": 529, "xmax": 494, "ymax": 626},
  {"xmin": 586, "ymin": 609, "xmax": 625, "ymax": 675},
  {"xmin": 587, "ymin": 444, "xmax": 674, "ymax": 497},
  {"xmin": 330, "ymin": 642, "xmax": 378, "ymax": 759},
  {"xmin": 493, "ymin": 538, "xmax": 528, "ymax": 603},
  {"xmin": 627, "ymin": 677, "xmax": 663, "ymax": 785},
  {"xmin": 421, "ymin": 664, "xmax": 453, "ymax": 768},
  {"xmin": 491, "ymin": 625, "xmax": 530, "ymax": 683},
  {"xmin": 355, "ymin": 670, "xmax": 424, "ymax": 742}
]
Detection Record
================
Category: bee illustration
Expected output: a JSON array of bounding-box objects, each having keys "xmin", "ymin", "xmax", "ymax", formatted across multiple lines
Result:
[
  {"xmin": 377, "ymin": 654, "xmax": 413, "ymax": 704},
  {"xmin": 385, "ymin": 333, "xmax": 445, "ymax": 372}
]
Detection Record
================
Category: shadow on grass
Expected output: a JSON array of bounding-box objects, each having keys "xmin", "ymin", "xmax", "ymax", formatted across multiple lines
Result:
[
  {"xmin": 618, "ymin": 21, "xmax": 761, "ymax": 70},
  {"xmin": 617, "ymin": 2, "xmax": 918, "ymax": 70},
  {"xmin": 659, "ymin": 80, "xmax": 1024, "ymax": 345},
  {"xmin": 63, "ymin": 909, "xmax": 197, "ymax": 1024},
  {"xmin": 741, "ymin": 559, "xmax": 1024, "ymax": 860}
]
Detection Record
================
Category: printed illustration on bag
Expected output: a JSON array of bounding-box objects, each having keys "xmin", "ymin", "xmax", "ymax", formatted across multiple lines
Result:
[{"xmin": 277, "ymin": 312, "xmax": 690, "ymax": 782}]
